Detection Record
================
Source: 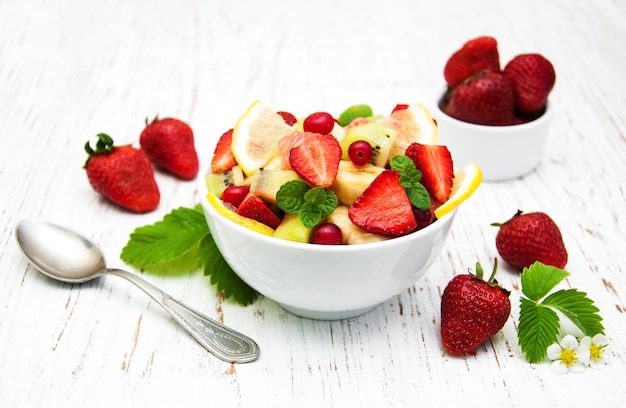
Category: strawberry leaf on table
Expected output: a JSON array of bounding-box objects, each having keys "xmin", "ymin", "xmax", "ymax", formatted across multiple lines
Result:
[
  {"xmin": 390, "ymin": 155, "xmax": 430, "ymax": 210},
  {"xmin": 517, "ymin": 262, "xmax": 605, "ymax": 363},
  {"xmin": 121, "ymin": 205, "xmax": 258, "ymax": 306}
]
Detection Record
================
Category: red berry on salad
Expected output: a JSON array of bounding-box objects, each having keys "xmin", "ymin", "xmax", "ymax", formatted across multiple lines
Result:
[
  {"xmin": 221, "ymin": 185, "xmax": 250, "ymax": 208},
  {"xmin": 303, "ymin": 111, "xmax": 335, "ymax": 135},
  {"xmin": 311, "ymin": 223, "xmax": 343, "ymax": 245},
  {"xmin": 347, "ymin": 140, "xmax": 373, "ymax": 166},
  {"xmin": 289, "ymin": 133, "xmax": 342, "ymax": 188}
]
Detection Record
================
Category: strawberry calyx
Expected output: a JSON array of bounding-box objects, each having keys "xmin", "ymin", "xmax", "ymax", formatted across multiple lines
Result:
[
  {"xmin": 471, "ymin": 259, "xmax": 510, "ymax": 296},
  {"xmin": 491, "ymin": 209, "xmax": 524, "ymax": 227},
  {"xmin": 84, "ymin": 133, "xmax": 115, "ymax": 167}
]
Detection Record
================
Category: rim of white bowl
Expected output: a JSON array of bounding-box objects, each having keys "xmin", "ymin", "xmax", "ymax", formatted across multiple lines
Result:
[
  {"xmin": 197, "ymin": 172, "xmax": 458, "ymax": 254},
  {"xmin": 433, "ymin": 101, "xmax": 552, "ymax": 133}
]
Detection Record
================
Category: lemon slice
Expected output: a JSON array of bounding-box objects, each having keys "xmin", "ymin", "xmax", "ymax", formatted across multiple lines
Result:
[
  {"xmin": 206, "ymin": 193, "xmax": 275, "ymax": 236},
  {"xmin": 434, "ymin": 162, "xmax": 482, "ymax": 219},
  {"xmin": 231, "ymin": 100, "xmax": 294, "ymax": 176},
  {"xmin": 378, "ymin": 103, "xmax": 439, "ymax": 158}
]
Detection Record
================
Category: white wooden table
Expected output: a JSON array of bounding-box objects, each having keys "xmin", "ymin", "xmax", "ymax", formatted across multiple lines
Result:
[{"xmin": 2, "ymin": 0, "xmax": 625, "ymax": 406}]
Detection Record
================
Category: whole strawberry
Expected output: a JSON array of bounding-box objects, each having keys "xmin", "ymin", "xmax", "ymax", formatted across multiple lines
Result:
[
  {"xmin": 443, "ymin": 36, "xmax": 500, "ymax": 88},
  {"xmin": 140, "ymin": 117, "xmax": 199, "ymax": 180},
  {"xmin": 444, "ymin": 71, "xmax": 515, "ymax": 126},
  {"xmin": 503, "ymin": 54, "xmax": 555, "ymax": 115},
  {"xmin": 441, "ymin": 260, "xmax": 511, "ymax": 355},
  {"xmin": 492, "ymin": 210, "xmax": 567, "ymax": 270},
  {"xmin": 84, "ymin": 133, "xmax": 160, "ymax": 213}
]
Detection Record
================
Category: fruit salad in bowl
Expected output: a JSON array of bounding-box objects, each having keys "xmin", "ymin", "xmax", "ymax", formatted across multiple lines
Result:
[
  {"xmin": 198, "ymin": 100, "xmax": 481, "ymax": 319},
  {"xmin": 435, "ymin": 36, "xmax": 555, "ymax": 181}
]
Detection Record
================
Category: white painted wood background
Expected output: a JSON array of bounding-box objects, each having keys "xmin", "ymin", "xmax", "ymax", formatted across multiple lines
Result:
[{"xmin": 1, "ymin": 0, "xmax": 625, "ymax": 406}]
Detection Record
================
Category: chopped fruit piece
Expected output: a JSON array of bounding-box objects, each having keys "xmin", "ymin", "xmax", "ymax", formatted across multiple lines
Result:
[
  {"xmin": 377, "ymin": 103, "xmax": 439, "ymax": 158},
  {"xmin": 340, "ymin": 122, "xmax": 396, "ymax": 167},
  {"xmin": 221, "ymin": 185, "xmax": 250, "ymax": 208},
  {"xmin": 211, "ymin": 129, "xmax": 238, "ymax": 173},
  {"xmin": 231, "ymin": 100, "xmax": 294, "ymax": 176},
  {"xmin": 329, "ymin": 160, "xmax": 383, "ymax": 206},
  {"xmin": 277, "ymin": 131, "xmax": 310, "ymax": 170},
  {"xmin": 405, "ymin": 143, "xmax": 454, "ymax": 203},
  {"xmin": 249, "ymin": 168, "xmax": 301, "ymax": 203},
  {"xmin": 412, "ymin": 208, "xmax": 434, "ymax": 231},
  {"xmin": 289, "ymin": 133, "xmax": 342, "ymax": 188},
  {"xmin": 204, "ymin": 166, "xmax": 245, "ymax": 198},
  {"xmin": 327, "ymin": 205, "xmax": 389, "ymax": 244},
  {"xmin": 503, "ymin": 53, "xmax": 556, "ymax": 114},
  {"xmin": 277, "ymin": 111, "xmax": 297, "ymax": 126},
  {"xmin": 235, "ymin": 193, "xmax": 282, "ymax": 229},
  {"xmin": 303, "ymin": 111, "xmax": 335, "ymax": 135},
  {"xmin": 337, "ymin": 104, "xmax": 373, "ymax": 127},
  {"xmin": 310, "ymin": 223, "xmax": 343, "ymax": 245},
  {"xmin": 206, "ymin": 193, "xmax": 274, "ymax": 235},
  {"xmin": 443, "ymin": 36, "xmax": 500, "ymax": 88},
  {"xmin": 273, "ymin": 213, "xmax": 313, "ymax": 243},
  {"xmin": 391, "ymin": 103, "xmax": 409, "ymax": 113},
  {"xmin": 434, "ymin": 162, "xmax": 482, "ymax": 219},
  {"xmin": 347, "ymin": 140, "xmax": 373, "ymax": 166},
  {"xmin": 348, "ymin": 170, "xmax": 417, "ymax": 237}
]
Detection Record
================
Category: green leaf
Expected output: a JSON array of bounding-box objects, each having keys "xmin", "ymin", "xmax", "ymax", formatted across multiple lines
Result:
[
  {"xmin": 121, "ymin": 207, "xmax": 210, "ymax": 268},
  {"xmin": 390, "ymin": 155, "xmax": 430, "ymax": 210},
  {"xmin": 518, "ymin": 297, "xmax": 561, "ymax": 363},
  {"xmin": 276, "ymin": 180, "xmax": 309, "ymax": 214},
  {"xmin": 197, "ymin": 235, "xmax": 258, "ymax": 306},
  {"xmin": 543, "ymin": 289, "xmax": 605, "ymax": 337},
  {"xmin": 520, "ymin": 262, "xmax": 569, "ymax": 300}
]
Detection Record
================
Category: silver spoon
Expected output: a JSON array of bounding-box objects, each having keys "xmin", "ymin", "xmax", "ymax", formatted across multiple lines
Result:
[{"xmin": 14, "ymin": 218, "xmax": 259, "ymax": 363}]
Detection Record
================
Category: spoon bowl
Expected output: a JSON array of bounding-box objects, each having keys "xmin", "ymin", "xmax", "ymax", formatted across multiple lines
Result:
[{"xmin": 15, "ymin": 218, "xmax": 259, "ymax": 363}]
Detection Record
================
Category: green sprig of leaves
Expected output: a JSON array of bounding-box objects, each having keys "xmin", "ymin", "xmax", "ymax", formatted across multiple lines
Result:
[
  {"xmin": 120, "ymin": 206, "xmax": 258, "ymax": 306},
  {"xmin": 518, "ymin": 262, "xmax": 604, "ymax": 363},
  {"xmin": 276, "ymin": 180, "xmax": 338, "ymax": 228},
  {"xmin": 390, "ymin": 155, "xmax": 430, "ymax": 210}
]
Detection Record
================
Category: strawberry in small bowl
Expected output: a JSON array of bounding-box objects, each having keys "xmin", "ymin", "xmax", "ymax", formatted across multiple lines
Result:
[
  {"xmin": 435, "ymin": 36, "xmax": 556, "ymax": 181},
  {"xmin": 198, "ymin": 100, "xmax": 481, "ymax": 319}
]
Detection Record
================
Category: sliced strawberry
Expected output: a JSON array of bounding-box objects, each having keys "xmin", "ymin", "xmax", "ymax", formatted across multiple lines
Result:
[
  {"xmin": 235, "ymin": 192, "xmax": 281, "ymax": 229},
  {"xmin": 277, "ymin": 131, "xmax": 309, "ymax": 170},
  {"xmin": 405, "ymin": 143, "xmax": 454, "ymax": 203},
  {"xmin": 289, "ymin": 133, "xmax": 341, "ymax": 188},
  {"xmin": 211, "ymin": 129, "xmax": 238, "ymax": 173},
  {"xmin": 444, "ymin": 36, "xmax": 500, "ymax": 88},
  {"xmin": 348, "ymin": 170, "xmax": 417, "ymax": 237}
]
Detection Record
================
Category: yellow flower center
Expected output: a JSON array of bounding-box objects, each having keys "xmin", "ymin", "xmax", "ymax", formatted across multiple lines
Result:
[
  {"xmin": 590, "ymin": 344, "xmax": 604, "ymax": 362},
  {"xmin": 559, "ymin": 349, "xmax": 578, "ymax": 366}
]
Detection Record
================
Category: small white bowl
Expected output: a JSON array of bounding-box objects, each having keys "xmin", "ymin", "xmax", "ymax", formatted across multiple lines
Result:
[
  {"xmin": 197, "ymin": 168, "xmax": 458, "ymax": 320},
  {"xmin": 434, "ymin": 102, "xmax": 552, "ymax": 181}
]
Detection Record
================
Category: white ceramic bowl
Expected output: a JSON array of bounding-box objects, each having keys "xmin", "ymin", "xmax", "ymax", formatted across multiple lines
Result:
[
  {"xmin": 434, "ymin": 102, "xmax": 552, "ymax": 181},
  {"xmin": 197, "ymin": 168, "xmax": 458, "ymax": 320}
]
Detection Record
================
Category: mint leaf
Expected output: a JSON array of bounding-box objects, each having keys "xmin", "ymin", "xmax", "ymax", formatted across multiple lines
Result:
[
  {"xmin": 390, "ymin": 155, "xmax": 430, "ymax": 210},
  {"xmin": 276, "ymin": 180, "xmax": 309, "ymax": 214},
  {"xmin": 521, "ymin": 262, "xmax": 569, "ymax": 300},
  {"xmin": 518, "ymin": 297, "xmax": 561, "ymax": 363},
  {"xmin": 543, "ymin": 289, "xmax": 604, "ymax": 337},
  {"xmin": 121, "ymin": 206, "xmax": 210, "ymax": 268},
  {"xmin": 197, "ymin": 235, "xmax": 258, "ymax": 305},
  {"xmin": 277, "ymin": 180, "xmax": 338, "ymax": 228}
]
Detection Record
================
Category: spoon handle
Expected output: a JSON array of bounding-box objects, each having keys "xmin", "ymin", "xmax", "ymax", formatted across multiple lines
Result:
[{"xmin": 106, "ymin": 268, "xmax": 260, "ymax": 363}]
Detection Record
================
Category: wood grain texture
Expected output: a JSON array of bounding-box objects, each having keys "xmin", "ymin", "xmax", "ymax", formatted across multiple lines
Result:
[{"xmin": 1, "ymin": 0, "xmax": 625, "ymax": 406}]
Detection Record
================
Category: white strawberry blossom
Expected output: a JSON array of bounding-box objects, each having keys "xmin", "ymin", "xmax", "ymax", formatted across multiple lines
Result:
[
  {"xmin": 580, "ymin": 333, "xmax": 610, "ymax": 369},
  {"xmin": 546, "ymin": 334, "xmax": 590, "ymax": 374}
]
